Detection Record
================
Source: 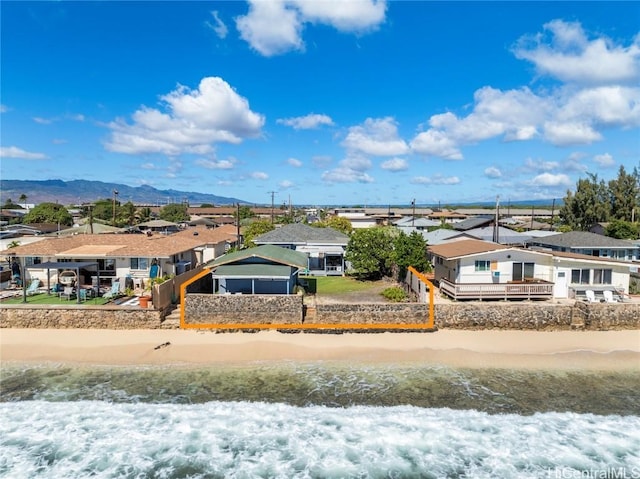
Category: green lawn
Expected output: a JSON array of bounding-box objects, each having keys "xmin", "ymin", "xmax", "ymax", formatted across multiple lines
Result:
[
  {"xmin": 300, "ymin": 276, "xmax": 383, "ymax": 295},
  {"xmin": 1, "ymin": 292, "xmax": 111, "ymax": 306}
]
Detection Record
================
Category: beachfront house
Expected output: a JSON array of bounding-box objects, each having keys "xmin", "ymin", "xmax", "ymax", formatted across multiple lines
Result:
[
  {"xmin": 428, "ymin": 238, "xmax": 632, "ymax": 301},
  {"xmin": 206, "ymin": 244, "xmax": 308, "ymax": 295},
  {"xmin": 253, "ymin": 223, "xmax": 349, "ymax": 276},
  {"xmin": 529, "ymin": 231, "xmax": 639, "ymax": 262},
  {"xmin": 0, "ymin": 229, "xmax": 235, "ymax": 292}
]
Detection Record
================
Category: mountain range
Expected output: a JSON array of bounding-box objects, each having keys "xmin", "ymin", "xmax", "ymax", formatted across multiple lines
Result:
[{"xmin": 0, "ymin": 180, "xmax": 246, "ymax": 206}]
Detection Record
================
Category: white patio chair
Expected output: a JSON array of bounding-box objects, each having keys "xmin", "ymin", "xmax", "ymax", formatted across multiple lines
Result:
[
  {"xmin": 603, "ymin": 290, "xmax": 618, "ymax": 303},
  {"xmin": 585, "ymin": 290, "xmax": 599, "ymax": 303}
]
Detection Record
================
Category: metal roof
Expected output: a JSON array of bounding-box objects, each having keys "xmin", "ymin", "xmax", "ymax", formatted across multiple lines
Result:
[
  {"xmin": 208, "ymin": 244, "xmax": 308, "ymax": 269},
  {"xmin": 428, "ymin": 239, "xmax": 509, "ymax": 259},
  {"xmin": 253, "ymin": 223, "xmax": 349, "ymax": 245}
]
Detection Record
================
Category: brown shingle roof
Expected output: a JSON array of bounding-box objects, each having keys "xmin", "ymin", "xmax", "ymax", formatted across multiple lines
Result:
[
  {"xmin": 171, "ymin": 225, "xmax": 238, "ymax": 244},
  {"xmin": 0, "ymin": 231, "xmax": 216, "ymax": 259},
  {"xmin": 428, "ymin": 239, "xmax": 508, "ymax": 259}
]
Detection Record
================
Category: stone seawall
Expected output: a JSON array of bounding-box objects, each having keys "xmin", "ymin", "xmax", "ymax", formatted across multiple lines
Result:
[
  {"xmin": 1, "ymin": 299, "xmax": 639, "ymax": 330},
  {"xmin": 0, "ymin": 305, "xmax": 166, "ymax": 329},
  {"xmin": 313, "ymin": 303, "xmax": 430, "ymax": 325},
  {"xmin": 184, "ymin": 294, "xmax": 303, "ymax": 325}
]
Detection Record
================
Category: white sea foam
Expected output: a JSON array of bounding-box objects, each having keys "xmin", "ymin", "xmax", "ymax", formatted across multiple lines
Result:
[{"xmin": 1, "ymin": 401, "xmax": 639, "ymax": 478}]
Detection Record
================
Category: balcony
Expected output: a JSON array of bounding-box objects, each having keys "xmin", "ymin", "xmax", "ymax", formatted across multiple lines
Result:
[{"xmin": 439, "ymin": 279, "xmax": 554, "ymax": 301}]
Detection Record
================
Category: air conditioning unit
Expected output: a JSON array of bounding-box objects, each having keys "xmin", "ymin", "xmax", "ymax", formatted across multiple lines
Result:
[{"xmin": 492, "ymin": 271, "xmax": 500, "ymax": 278}]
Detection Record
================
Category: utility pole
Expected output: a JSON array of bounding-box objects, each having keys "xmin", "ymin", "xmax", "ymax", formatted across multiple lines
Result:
[
  {"xmin": 112, "ymin": 189, "xmax": 119, "ymax": 227},
  {"xmin": 493, "ymin": 195, "xmax": 500, "ymax": 243},
  {"xmin": 411, "ymin": 199, "xmax": 416, "ymax": 227},
  {"xmin": 550, "ymin": 199, "xmax": 556, "ymax": 230},
  {"xmin": 268, "ymin": 191, "xmax": 276, "ymax": 224},
  {"xmin": 236, "ymin": 202, "xmax": 241, "ymax": 248}
]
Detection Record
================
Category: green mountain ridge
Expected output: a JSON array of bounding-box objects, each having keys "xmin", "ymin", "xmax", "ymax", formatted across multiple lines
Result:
[{"xmin": 0, "ymin": 179, "xmax": 246, "ymax": 206}]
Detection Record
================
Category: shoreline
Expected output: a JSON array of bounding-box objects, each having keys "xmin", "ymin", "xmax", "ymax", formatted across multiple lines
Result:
[{"xmin": 1, "ymin": 329, "xmax": 639, "ymax": 371}]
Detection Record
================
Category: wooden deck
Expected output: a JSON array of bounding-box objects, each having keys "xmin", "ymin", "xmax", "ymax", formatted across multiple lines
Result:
[{"xmin": 439, "ymin": 279, "xmax": 554, "ymax": 301}]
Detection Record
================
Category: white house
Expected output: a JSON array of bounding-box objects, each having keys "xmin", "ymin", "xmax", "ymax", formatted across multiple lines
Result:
[{"xmin": 428, "ymin": 239, "xmax": 631, "ymax": 300}]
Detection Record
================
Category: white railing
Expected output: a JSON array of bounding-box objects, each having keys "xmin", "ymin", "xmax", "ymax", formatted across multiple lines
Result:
[{"xmin": 439, "ymin": 279, "xmax": 553, "ymax": 300}]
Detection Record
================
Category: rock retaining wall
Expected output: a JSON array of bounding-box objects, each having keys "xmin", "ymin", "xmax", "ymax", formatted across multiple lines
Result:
[
  {"xmin": 2, "ymin": 299, "xmax": 639, "ymax": 330},
  {"xmin": 0, "ymin": 305, "xmax": 166, "ymax": 329},
  {"xmin": 184, "ymin": 294, "xmax": 303, "ymax": 325}
]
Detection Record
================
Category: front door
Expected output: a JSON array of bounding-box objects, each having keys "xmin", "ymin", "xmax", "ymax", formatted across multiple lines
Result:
[{"xmin": 554, "ymin": 271, "xmax": 568, "ymax": 298}]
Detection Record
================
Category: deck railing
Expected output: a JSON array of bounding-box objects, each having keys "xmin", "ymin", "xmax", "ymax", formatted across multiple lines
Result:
[{"xmin": 439, "ymin": 279, "xmax": 553, "ymax": 300}]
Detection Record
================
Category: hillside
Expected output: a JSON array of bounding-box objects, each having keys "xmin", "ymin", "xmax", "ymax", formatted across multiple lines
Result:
[{"xmin": 0, "ymin": 180, "xmax": 246, "ymax": 206}]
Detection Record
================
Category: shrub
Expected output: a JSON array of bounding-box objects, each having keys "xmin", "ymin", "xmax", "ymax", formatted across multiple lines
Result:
[{"xmin": 381, "ymin": 286, "xmax": 407, "ymax": 302}]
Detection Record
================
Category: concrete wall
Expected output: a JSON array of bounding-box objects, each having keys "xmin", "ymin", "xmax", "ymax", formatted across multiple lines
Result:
[
  {"xmin": 0, "ymin": 305, "xmax": 168, "ymax": 329},
  {"xmin": 184, "ymin": 294, "xmax": 303, "ymax": 325}
]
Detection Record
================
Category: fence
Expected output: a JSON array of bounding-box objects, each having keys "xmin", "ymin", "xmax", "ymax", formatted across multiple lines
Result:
[
  {"xmin": 438, "ymin": 279, "xmax": 553, "ymax": 301},
  {"xmin": 404, "ymin": 266, "xmax": 435, "ymax": 328},
  {"xmin": 152, "ymin": 265, "xmax": 205, "ymax": 310}
]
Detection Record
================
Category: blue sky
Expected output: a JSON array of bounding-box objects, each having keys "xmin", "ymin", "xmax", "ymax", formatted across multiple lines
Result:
[{"xmin": 1, "ymin": 1, "xmax": 639, "ymax": 206}]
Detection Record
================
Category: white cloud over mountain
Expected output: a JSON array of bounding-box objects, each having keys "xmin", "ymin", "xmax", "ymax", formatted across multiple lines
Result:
[
  {"xmin": 105, "ymin": 77, "xmax": 264, "ymax": 156},
  {"xmin": 0, "ymin": 146, "xmax": 48, "ymax": 160}
]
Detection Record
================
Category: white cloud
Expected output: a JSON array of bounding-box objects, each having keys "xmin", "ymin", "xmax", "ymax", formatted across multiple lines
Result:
[
  {"xmin": 380, "ymin": 157, "xmax": 408, "ymax": 172},
  {"xmin": 0, "ymin": 146, "xmax": 48, "ymax": 160},
  {"xmin": 410, "ymin": 174, "xmax": 460, "ymax": 185},
  {"xmin": 277, "ymin": 113, "xmax": 334, "ymax": 129},
  {"xmin": 207, "ymin": 11, "xmax": 228, "ymax": 39},
  {"xmin": 513, "ymin": 20, "xmax": 640, "ymax": 85},
  {"xmin": 321, "ymin": 167, "xmax": 374, "ymax": 184},
  {"xmin": 341, "ymin": 155, "xmax": 372, "ymax": 172},
  {"xmin": 279, "ymin": 180, "xmax": 294, "ymax": 189},
  {"xmin": 52, "ymin": 139, "xmax": 68, "ymax": 145},
  {"xmin": 342, "ymin": 117, "xmax": 408, "ymax": 156},
  {"xmin": 141, "ymin": 163, "xmax": 156, "ymax": 170},
  {"xmin": 484, "ymin": 166, "xmax": 502, "ymax": 178},
  {"xmin": 557, "ymin": 86, "xmax": 640, "ymax": 127},
  {"xmin": 593, "ymin": 153, "xmax": 615, "ymax": 167},
  {"xmin": 410, "ymin": 129, "xmax": 463, "ymax": 160},
  {"xmin": 287, "ymin": 157, "xmax": 303, "ymax": 167},
  {"xmin": 236, "ymin": 0, "xmax": 386, "ymax": 56},
  {"xmin": 105, "ymin": 77, "xmax": 264, "ymax": 155},
  {"xmin": 530, "ymin": 172, "xmax": 572, "ymax": 187},
  {"xmin": 33, "ymin": 117, "xmax": 53, "ymax": 125},
  {"xmin": 195, "ymin": 158, "xmax": 236, "ymax": 170},
  {"xmin": 542, "ymin": 121, "xmax": 602, "ymax": 146},
  {"xmin": 0, "ymin": 104, "xmax": 8, "ymax": 113},
  {"xmin": 524, "ymin": 157, "xmax": 559, "ymax": 172},
  {"xmin": 251, "ymin": 171, "xmax": 269, "ymax": 180}
]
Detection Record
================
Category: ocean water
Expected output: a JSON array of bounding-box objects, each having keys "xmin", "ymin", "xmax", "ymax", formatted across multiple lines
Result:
[{"xmin": 1, "ymin": 362, "xmax": 639, "ymax": 478}]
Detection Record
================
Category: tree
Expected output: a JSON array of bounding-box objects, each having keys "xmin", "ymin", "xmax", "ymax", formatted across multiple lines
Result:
[
  {"xmin": 18, "ymin": 194, "xmax": 27, "ymax": 206},
  {"xmin": 136, "ymin": 206, "xmax": 152, "ymax": 223},
  {"xmin": 560, "ymin": 173, "xmax": 610, "ymax": 230},
  {"xmin": 345, "ymin": 227, "xmax": 395, "ymax": 280},
  {"xmin": 608, "ymin": 165, "xmax": 640, "ymax": 222},
  {"xmin": 92, "ymin": 198, "xmax": 117, "ymax": 222},
  {"xmin": 242, "ymin": 219, "xmax": 275, "ymax": 248},
  {"xmin": 23, "ymin": 202, "xmax": 73, "ymax": 225},
  {"xmin": 234, "ymin": 205, "xmax": 254, "ymax": 221},
  {"xmin": 393, "ymin": 231, "xmax": 431, "ymax": 280},
  {"xmin": 324, "ymin": 216, "xmax": 352, "ymax": 235},
  {"xmin": 159, "ymin": 203, "xmax": 189, "ymax": 222},
  {"xmin": 606, "ymin": 219, "xmax": 639, "ymax": 240},
  {"xmin": 121, "ymin": 201, "xmax": 137, "ymax": 226}
]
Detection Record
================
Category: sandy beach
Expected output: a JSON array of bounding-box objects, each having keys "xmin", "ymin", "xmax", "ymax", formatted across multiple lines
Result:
[{"xmin": 1, "ymin": 328, "xmax": 639, "ymax": 371}]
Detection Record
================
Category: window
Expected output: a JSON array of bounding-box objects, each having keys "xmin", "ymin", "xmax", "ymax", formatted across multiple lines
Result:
[
  {"xmin": 512, "ymin": 262, "xmax": 535, "ymax": 281},
  {"xmin": 475, "ymin": 260, "xmax": 490, "ymax": 272},
  {"xmin": 25, "ymin": 257, "xmax": 42, "ymax": 266},
  {"xmin": 130, "ymin": 258, "xmax": 149, "ymax": 270},
  {"xmin": 571, "ymin": 269, "xmax": 590, "ymax": 284},
  {"xmin": 593, "ymin": 269, "xmax": 612, "ymax": 285}
]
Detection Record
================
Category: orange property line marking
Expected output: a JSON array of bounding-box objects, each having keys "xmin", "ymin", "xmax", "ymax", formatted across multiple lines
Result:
[{"xmin": 180, "ymin": 267, "xmax": 436, "ymax": 330}]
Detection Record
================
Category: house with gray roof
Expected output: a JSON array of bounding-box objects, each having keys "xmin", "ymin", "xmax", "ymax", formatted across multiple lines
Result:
[
  {"xmin": 529, "ymin": 231, "xmax": 639, "ymax": 262},
  {"xmin": 253, "ymin": 223, "xmax": 349, "ymax": 276},
  {"xmin": 207, "ymin": 244, "xmax": 308, "ymax": 294}
]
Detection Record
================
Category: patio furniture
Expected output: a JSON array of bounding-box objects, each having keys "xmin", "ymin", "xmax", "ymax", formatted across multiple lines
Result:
[
  {"xmin": 103, "ymin": 282, "xmax": 121, "ymax": 300},
  {"xmin": 59, "ymin": 286, "xmax": 75, "ymax": 301},
  {"xmin": 603, "ymin": 290, "xmax": 618, "ymax": 303},
  {"xmin": 585, "ymin": 290, "xmax": 600, "ymax": 303},
  {"xmin": 26, "ymin": 279, "xmax": 41, "ymax": 296}
]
